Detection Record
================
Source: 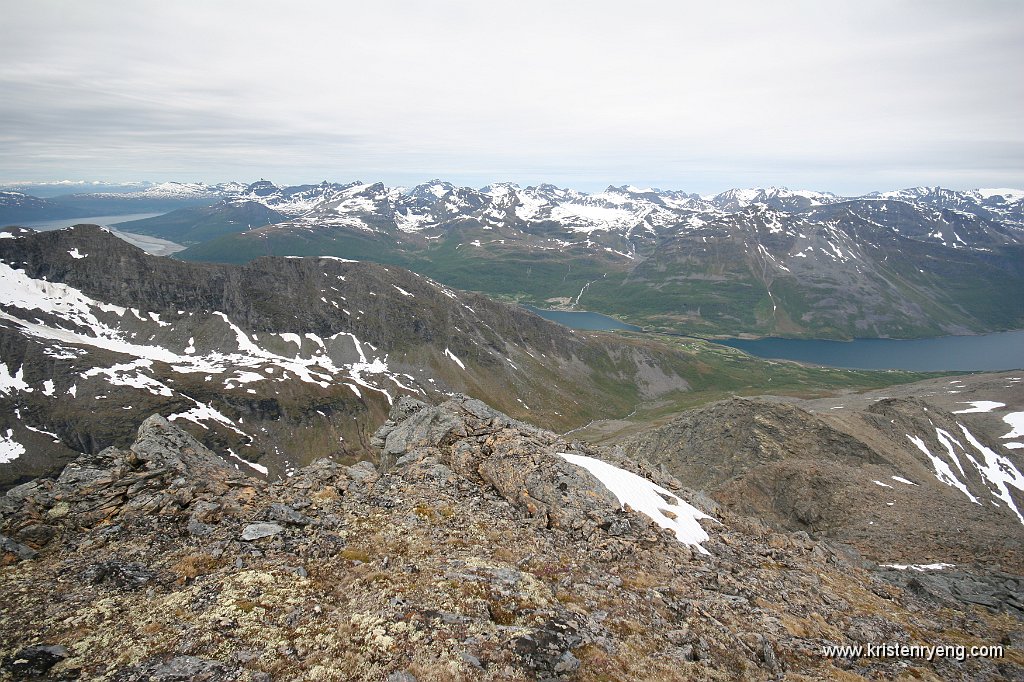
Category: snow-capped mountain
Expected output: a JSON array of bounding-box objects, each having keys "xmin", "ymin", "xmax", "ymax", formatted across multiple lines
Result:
[
  {"xmin": 172, "ymin": 180, "xmax": 1024, "ymax": 340},
  {"xmin": 225, "ymin": 180, "xmax": 356, "ymax": 214},
  {"xmin": 6, "ymin": 178, "xmax": 1023, "ymax": 340},
  {"xmin": 0, "ymin": 191, "xmax": 83, "ymax": 223},
  {"xmin": 222, "ymin": 180, "xmax": 1024, "ymax": 242},
  {"xmin": 708, "ymin": 187, "xmax": 841, "ymax": 212}
]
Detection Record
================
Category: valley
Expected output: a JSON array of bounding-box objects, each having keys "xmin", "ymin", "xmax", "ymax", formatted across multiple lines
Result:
[
  {"xmin": 2, "ymin": 183, "xmax": 1022, "ymax": 681},
  {"xmin": 6, "ymin": 180, "xmax": 1024, "ymax": 340}
]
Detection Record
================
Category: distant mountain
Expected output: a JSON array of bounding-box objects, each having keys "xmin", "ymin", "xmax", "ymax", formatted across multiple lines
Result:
[
  {"xmin": 0, "ymin": 182, "xmax": 247, "ymax": 224},
  {"xmin": 176, "ymin": 181, "xmax": 1024, "ymax": 339},
  {"xmin": 7, "ymin": 179, "xmax": 1024, "ymax": 338},
  {"xmin": 112, "ymin": 201, "xmax": 289, "ymax": 244},
  {"xmin": 0, "ymin": 181, "xmax": 152, "ymax": 198},
  {"xmin": 0, "ymin": 224, "xmax": 703, "ymax": 487},
  {"xmin": 0, "ymin": 191, "xmax": 83, "ymax": 223}
]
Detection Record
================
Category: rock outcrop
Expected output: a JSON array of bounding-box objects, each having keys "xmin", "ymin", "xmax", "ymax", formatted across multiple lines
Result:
[{"xmin": 1, "ymin": 399, "xmax": 1021, "ymax": 680}]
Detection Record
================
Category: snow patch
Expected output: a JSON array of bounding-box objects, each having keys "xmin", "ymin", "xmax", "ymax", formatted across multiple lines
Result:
[
  {"xmin": 907, "ymin": 434, "xmax": 979, "ymax": 504},
  {"xmin": 959, "ymin": 424, "xmax": 1024, "ymax": 524},
  {"xmin": 953, "ymin": 401, "xmax": 1005, "ymax": 414},
  {"xmin": 444, "ymin": 348, "xmax": 466, "ymax": 370},
  {"xmin": 392, "ymin": 284, "xmax": 415, "ymax": 298},
  {"xmin": 0, "ymin": 362, "xmax": 32, "ymax": 395},
  {"xmin": 82, "ymin": 359, "xmax": 174, "ymax": 397},
  {"xmin": 559, "ymin": 452, "xmax": 714, "ymax": 552},
  {"xmin": 226, "ymin": 448, "xmax": 269, "ymax": 476},
  {"xmin": 1001, "ymin": 412, "xmax": 1024, "ymax": 440},
  {"xmin": 168, "ymin": 398, "xmax": 247, "ymax": 438},
  {"xmin": 881, "ymin": 563, "xmax": 955, "ymax": 572},
  {"xmin": 0, "ymin": 429, "xmax": 25, "ymax": 464}
]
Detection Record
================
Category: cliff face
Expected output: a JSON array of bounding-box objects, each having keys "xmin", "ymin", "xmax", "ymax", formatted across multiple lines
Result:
[
  {"xmin": 0, "ymin": 225, "xmax": 697, "ymax": 488},
  {"xmin": 2, "ymin": 400, "xmax": 1021, "ymax": 680}
]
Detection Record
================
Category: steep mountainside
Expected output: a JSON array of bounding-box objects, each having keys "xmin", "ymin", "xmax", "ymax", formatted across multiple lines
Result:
[
  {"xmin": 620, "ymin": 373, "xmax": 1024, "ymax": 572},
  {"xmin": 0, "ymin": 225, "xmax": 701, "ymax": 488},
  {"xmin": 2, "ymin": 399, "xmax": 1021, "ymax": 680}
]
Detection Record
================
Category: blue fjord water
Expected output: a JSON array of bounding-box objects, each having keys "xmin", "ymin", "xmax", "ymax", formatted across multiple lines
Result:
[
  {"xmin": 522, "ymin": 306, "xmax": 643, "ymax": 332},
  {"xmin": 522, "ymin": 306, "xmax": 1023, "ymax": 371}
]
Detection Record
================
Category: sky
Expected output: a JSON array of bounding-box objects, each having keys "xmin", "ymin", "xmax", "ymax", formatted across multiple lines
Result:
[{"xmin": 1, "ymin": 0, "xmax": 1022, "ymax": 195}]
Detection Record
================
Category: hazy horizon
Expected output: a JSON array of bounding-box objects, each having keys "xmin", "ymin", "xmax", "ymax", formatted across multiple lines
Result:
[{"xmin": 3, "ymin": 177, "xmax": 1024, "ymax": 200}]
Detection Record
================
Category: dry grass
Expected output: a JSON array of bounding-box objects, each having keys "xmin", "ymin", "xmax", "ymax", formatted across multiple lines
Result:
[{"xmin": 170, "ymin": 552, "xmax": 220, "ymax": 582}]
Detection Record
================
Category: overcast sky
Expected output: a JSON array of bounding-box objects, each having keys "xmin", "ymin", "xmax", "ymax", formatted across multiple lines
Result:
[{"xmin": 1, "ymin": 0, "xmax": 1022, "ymax": 194}]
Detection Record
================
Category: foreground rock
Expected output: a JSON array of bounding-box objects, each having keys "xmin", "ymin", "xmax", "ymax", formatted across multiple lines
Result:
[{"xmin": 1, "ymin": 398, "xmax": 1022, "ymax": 680}]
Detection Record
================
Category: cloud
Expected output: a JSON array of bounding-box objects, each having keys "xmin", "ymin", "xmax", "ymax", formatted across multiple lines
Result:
[{"xmin": 1, "ymin": 0, "xmax": 1022, "ymax": 193}]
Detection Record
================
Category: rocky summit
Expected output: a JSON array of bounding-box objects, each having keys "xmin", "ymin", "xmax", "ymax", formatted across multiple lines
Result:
[{"xmin": 2, "ymin": 399, "xmax": 1022, "ymax": 681}]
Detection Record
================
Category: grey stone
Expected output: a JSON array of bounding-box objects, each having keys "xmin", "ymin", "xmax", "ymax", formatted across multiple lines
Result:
[
  {"xmin": 2, "ymin": 644, "xmax": 69, "ymax": 677},
  {"xmin": 240, "ymin": 522, "xmax": 284, "ymax": 541},
  {"xmin": 187, "ymin": 518, "xmax": 214, "ymax": 537},
  {"xmin": 386, "ymin": 672, "xmax": 418, "ymax": 682},
  {"xmin": 83, "ymin": 560, "xmax": 155, "ymax": 590},
  {"xmin": 0, "ymin": 534, "xmax": 38, "ymax": 561},
  {"xmin": 346, "ymin": 461, "xmax": 380, "ymax": 484},
  {"xmin": 268, "ymin": 502, "xmax": 309, "ymax": 526},
  {"xmin": 110, "ymin": 654, "xmax": 232, "ymax": 681},
  {"xmin": 553, "ymin": 650, "xmax": 580, "ymax": 673}
]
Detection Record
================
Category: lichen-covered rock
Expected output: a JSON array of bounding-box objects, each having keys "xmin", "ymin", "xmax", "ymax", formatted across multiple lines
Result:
[
  {"xmin": 0, "ymin": 408, "xmax": 1020, "ymax": 681},
  {"xmin": 1, "ymin": 644, "xmax": 69, "ymax": 677},
  {"xmin": 0, "ymin": 534, "xmax": 37, "ymax": 563},
  {"xmin": 110, "ymin": 654, "xmax": 258, "ymax": 681},
  {"xmin": 0, "ymin": 414, "xmax": 263, "ymax": 556},
  {"xmin": 83, "ymin": 560, "xmax": 156, "ymax": 590},
  {"xmin": 375, "ymin": 396, "xmax": 666, "ymax": 541}
]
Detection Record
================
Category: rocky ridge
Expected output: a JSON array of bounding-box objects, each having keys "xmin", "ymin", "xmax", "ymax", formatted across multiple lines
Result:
[
  {"xmin": 619, "ymin": 388, "xmax": 1024, "ymax": 573},
  {"xmin": 2, "ymin": 398, "xmax": 1022, "ymax": 680}
]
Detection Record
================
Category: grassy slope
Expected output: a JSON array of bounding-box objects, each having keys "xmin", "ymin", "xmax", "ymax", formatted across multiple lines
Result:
[{"xmin": 176, "ymin": 232, "xmax": 957, "ymax": 446}]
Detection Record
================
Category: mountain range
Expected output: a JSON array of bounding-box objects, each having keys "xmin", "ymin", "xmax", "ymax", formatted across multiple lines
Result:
[{"xmin": 4, "ymin": 180, "xmax": 1023, "ymax": 339}]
